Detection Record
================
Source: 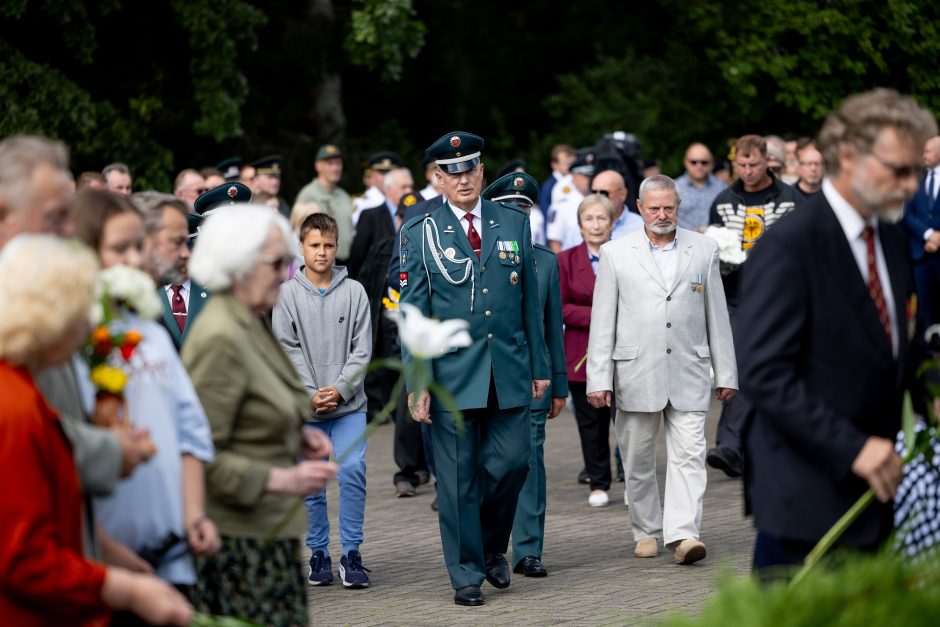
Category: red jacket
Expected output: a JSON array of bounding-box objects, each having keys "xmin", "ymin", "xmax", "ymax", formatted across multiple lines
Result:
[
  {"xmin": 0, "ymin": 362, "xmax": 108, "ymax": 626},
  {"xmin": 558, "ymin": 242, "xmax": 597, "ymax": 383}
]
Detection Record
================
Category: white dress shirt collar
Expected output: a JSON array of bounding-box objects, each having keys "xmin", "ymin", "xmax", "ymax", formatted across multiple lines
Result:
[{"xmin": 450, "ymin": 198, "xmax": 482, "ymax": 232}]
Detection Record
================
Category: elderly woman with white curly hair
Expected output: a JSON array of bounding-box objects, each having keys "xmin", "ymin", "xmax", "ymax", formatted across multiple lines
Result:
[
  {"xmin": 181, "ymin": 204, "xmax": 337, "ymax": 626},
  {"xmin": 0, "ymin": 235, "xmax": 192, "ymax": 626}
]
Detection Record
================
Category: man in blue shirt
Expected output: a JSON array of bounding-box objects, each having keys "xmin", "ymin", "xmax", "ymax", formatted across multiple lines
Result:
[{"xmin": 675, "ymin": 143, "xmax": 726, "ymax": 231}]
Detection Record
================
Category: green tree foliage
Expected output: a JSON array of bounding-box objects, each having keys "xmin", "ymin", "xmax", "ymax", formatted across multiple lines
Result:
[
  {"xmin": 344, "ymin": 0, "xmax": 426, "ymax": 82},
  {"xmin": 688, "ymin": 0, "xmax": 940, "ymax": 119}
]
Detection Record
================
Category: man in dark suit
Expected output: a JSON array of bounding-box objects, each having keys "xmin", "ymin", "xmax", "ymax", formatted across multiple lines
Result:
[
  {"xmin": 902, "ymin": 135, "xmax": 940, "ymax": 327},
  {"xmin": 737, "ymin": 89, "xmax": 936, "ymax": 575},
  {"xmin": 133, "ymin": 192, "xmax": 211, "ymax": 350},
  {"xmin": 348, "ymin": 167, "xmax": 414, "ymax": 279},
  {"xmin": 400, "ymin": 131, "xmax": 550, "ymax": 606}
]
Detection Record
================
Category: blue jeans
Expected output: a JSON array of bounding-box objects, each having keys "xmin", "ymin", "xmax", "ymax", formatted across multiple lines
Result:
[{"xmin": 304, "ymin": 412, "xmax": 367, "ymax": 556}]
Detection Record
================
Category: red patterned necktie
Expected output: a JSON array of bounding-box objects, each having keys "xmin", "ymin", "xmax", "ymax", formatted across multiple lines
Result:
[
  {"xmin": 861, "ymin": 226, "xmax": 892, "ymax": 342},
  {"xmin": 171, "ymin": 284, "xmax": 187, "ymax": 333},
  {"xmin": 464, "ymin": 213, "xmax": 481, "ymax": 258}
]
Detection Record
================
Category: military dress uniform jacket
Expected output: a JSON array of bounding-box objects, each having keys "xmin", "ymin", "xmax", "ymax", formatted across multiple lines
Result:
[
  {"xmin": 159, "ymin": 281, "xmax": 209, "ymax": 351},
  {"xmin": 399, "ymin": 200, "xmax": 550, "ymax": 410},
  {"xmin": 532, "ymin": 243, "xmax": 568, "ymax": 410}
]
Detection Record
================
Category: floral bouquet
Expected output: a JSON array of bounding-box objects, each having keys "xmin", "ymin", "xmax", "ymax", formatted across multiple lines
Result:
[
  {"xmin": 84, "ymin": 265, "xmax": 162, "ymax": 436},
  {"xmin": 704, "ymin": 226, "xmax": 747, "ymax": 274}
]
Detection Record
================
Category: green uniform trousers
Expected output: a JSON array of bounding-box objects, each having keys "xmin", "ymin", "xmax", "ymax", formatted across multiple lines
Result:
[{"xmin": 511, "ymin": 407, "xmax": 548, "ymax": 568}]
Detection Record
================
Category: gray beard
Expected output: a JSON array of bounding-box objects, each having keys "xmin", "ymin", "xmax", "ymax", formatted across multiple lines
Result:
[{"xmin": 648, "ymin": 222, "xmax": 677, "ymax": 235}]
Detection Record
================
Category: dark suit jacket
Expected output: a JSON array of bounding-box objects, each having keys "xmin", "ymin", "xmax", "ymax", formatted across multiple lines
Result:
[
  {"xmin": 558, "ymin": 242, "xmax": 595, "ymax": 383},
  {"xmin": 159, "ymin": 281, "xmax": 209, "ymax": 351},
  {"xmin": 737, "ymin": 192, "xmax": 915, "ymax": 547},
  {"xmin": 901, "ymin": 172, "xmax": 940, "ymax": 261},
  {"xmin": 348, "ymin": 202, "xmax": 395, "ymax": 279}
]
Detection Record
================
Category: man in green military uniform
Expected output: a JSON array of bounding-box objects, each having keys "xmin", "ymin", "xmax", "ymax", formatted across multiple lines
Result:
[
  {"xmin": 400, "ymin": 131, "xmax": 550, "ymax": 606},
  {"xmin": 482, "ymin": 172, "xmax": 568, "ymax": 579}
]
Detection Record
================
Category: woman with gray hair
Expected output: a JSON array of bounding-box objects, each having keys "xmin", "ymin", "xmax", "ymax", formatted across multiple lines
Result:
[
  {"xmin": 181, "ymin": 204, "xmax": 337, "ymax": 626},
  {"xmin": 0, "ymin": 235, "xmax": 192, "ymax": 625}
]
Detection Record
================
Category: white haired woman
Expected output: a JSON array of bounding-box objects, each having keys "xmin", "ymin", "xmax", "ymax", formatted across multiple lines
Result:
[
  {"xmin": 182, "ymin": 204, "xmax": 337, "ymax": 626},
  {"xmin": 0, "ymin": 235, "xmax": 192, "ymax": 626}
]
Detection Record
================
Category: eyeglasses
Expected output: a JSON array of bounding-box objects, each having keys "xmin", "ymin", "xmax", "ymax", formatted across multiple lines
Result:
[
  {"xmin": 687, "ymin": 160, "xmax": 712, "ymax": 166},
  {"xmin": 590, "ymin": 189, "xmax": 613, "ymax": 197},
  {"xmin": 195, "ymin": 187, "xmax": 209, "ymax": 195},
  {"xmin": 870, "ymin": 152, "xmax": 918, "ymax": 180},
  {"xmin": 258, "ymin": 254, "xmax": 293, "ymax": 272}
]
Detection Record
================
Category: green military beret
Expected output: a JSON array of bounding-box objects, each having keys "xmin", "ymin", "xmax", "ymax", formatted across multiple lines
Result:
[
  {"xmin": 215, "ymin": 156, "xmax": 242, "ymax": 181},
  {"xmin": 482, "ymin": 171, "xmax": 540, "ymax": 208},
  {"xmin": 425, "ymin": 131, "xmax": 484, "ymax": 174},
  {"xmin": 316, "ymin": 144, "xmax": 343, "ymax": 161},
  {"xmin": 193, "ymin": 182, "xmax": 252, "ymax": 215}
]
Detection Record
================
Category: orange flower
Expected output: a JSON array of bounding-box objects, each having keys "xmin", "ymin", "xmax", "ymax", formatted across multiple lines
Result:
[
  {"xmin": 92, "ymin": 326, "xmax": 111, "ymax": 344},
  {"xmin": 124, "ymin": 330, "xmax": 142, "ymax": 347}
]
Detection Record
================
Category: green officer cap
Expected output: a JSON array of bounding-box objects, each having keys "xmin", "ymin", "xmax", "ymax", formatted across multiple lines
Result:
[
  {"xmin": 425, "ymin": 131, "xmax": 484, "ymax": 174},
  {"xmin": 316, "ymin": 144, "xmax": 343, "ymax": 161},
  {"xmin": 214, "ymin": 156, "xmax": 242, "ymax": 181},
  {"xmin": 186, "ymin": 213, "xmax": 204, "ymax": 248},
  {"xmin": 482, "ymin": 171, "xmax": 540, "ymax": 208},
  {"xmin": 193, "ymin": 182, "xmax": 253, "ymax": 215},
  {"xmin": 366, "ymin": 151, "xmax": 402, "ymax": 172}
]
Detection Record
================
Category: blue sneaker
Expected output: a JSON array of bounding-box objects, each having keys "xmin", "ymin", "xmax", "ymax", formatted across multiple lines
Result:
[
  {"xmin": 339, "ymin": 550, "xmax": 371, "ymax": 588},
  {"xmin": 307, "ymin": 550, "xmax": 333, "ymax": 586}
]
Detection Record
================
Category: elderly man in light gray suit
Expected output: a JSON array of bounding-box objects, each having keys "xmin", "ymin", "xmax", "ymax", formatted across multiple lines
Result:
[{"xmin": 586, "ymin": 174, "xmax": 737, "ymax": 565}]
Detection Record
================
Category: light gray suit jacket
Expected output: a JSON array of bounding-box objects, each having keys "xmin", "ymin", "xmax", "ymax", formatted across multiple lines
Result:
[{"xmin": 586, "ymin": 227, "xmax": 736, "ymax": 412}]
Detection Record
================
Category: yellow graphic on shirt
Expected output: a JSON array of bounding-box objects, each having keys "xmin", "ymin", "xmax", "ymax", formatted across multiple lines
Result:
[{"xmin": 742, "ymin": 206, "xmax": 765, "ymax": 250}]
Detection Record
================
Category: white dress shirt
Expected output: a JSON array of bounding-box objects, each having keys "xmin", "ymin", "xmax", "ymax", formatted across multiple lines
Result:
[
  {"xmin": 450, "ymin": 199, "xmax": 482, "ymax": 237},
  {"xmin": 823, "ymin": 178, "xmax": 898, "ymax": 356},
  {"xmin": 645, "ymin": 231, "xmax": 680, "ymax": 289}
]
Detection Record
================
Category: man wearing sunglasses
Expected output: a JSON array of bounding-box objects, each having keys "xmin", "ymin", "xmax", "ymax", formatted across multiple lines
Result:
[
  {"xmin": 173, "ymin": 169, "xmax": 208, "ymax": 214},
  {"xmin": 675, "ymin": 143, "xmax": 726, "ymax": 231},
  {"xmin": 591, "ymin": 169, "xmax": 644, "ymax": 241}
]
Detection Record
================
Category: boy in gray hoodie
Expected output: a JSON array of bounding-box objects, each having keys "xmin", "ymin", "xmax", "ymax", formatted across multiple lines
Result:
[{"xmin": 273, "ymin": 213, "xmax": 373, "ymax": 588}]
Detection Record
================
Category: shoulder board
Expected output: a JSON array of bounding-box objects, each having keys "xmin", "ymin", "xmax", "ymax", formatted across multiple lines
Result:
[
  {"xmin": 401, "ymin": 212, "xmax": 430, "ymax": 231},
  {"xmin": 491, "ymin": 200, "xmax": 529, "ymax": 216},
  {"xmin": 533, "ymin": 242, "xmax": 557, "ymax": 256}
]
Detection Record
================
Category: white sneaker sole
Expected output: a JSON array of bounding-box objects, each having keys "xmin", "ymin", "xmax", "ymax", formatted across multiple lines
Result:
[{"xmin": 339, "ymin": 565, "xmax": 370, "ymax": 588}]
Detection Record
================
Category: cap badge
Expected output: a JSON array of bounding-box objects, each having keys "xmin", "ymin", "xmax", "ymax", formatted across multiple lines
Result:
[
  {"xmin": 326, "ymin": 145, "xmax": 337, "ymax": 154},
  {"xmin": 450, "ymin": 136, "xmax": 461, "ymax": 148},
  {"xmin": 455, "ymin": 152, "xmax": 461, "ymax": 157},
  {"xmin": 227, "ymin": 186, "xmax": 238, "ymax": 198},
  {"xmin": 513, "ymin": 177, "xmax": 524, "ymax": 189}
]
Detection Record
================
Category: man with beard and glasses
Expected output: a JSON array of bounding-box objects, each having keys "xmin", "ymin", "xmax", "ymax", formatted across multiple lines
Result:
[
  {"xmin": 133, "ymin": 192, "xmax": 209, "ymax": 351},
  {"xmin": 586, "ymin": 175, "xmax": 736, "ymax": 565},
  {"xmin": 794, "ymin": 138, "xmax": 825, "ymax": 201},
  {"xmin": 736, "ymin": 89, "xmax": 935, "ymax": 578}
]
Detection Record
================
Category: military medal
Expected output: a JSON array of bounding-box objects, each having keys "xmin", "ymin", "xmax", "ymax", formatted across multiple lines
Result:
[
  {"xmin": 690, "ymin": 272, "xmax": 704, "ymax": 293},
  {"xmin": 444, "ymin": 247, "xmax": 456, "ymax": 260},
  {"xmin": 499, "ymin": 251, "xmax": 507, "ymax": 260},
  {"xmin": 510, "ymin": 271, "xmax": 519, "ymax": 286},
  {"xmin": 514, "ymin": 254, "xmax": 520, "ymax": 264}
]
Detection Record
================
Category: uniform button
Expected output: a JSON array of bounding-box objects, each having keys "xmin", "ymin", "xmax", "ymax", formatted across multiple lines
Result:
[
  {"xmin": 487, "ymin": 333, "xmax": 494, "ymax": 340},
  {"xmin": 666, "ymin": 322, "xmax": 672, "ymax": 328},
  {"xmin": 482, "ymin": 288, "xmax": 489, "ymax": 295},
  {"xmin": 481, "ymin": 266, "xmax": 486, "ymax": 273},
  {"xmin": 485, "ymin": 310, "xmax": 492, "ymax": 317},
  {"xmin": 666, "ymin": 296, "xmax": 672, "ymax": 301},
  {"xmin": 666, "ymin": 348, "xmax": 672, "ymax": 354}
]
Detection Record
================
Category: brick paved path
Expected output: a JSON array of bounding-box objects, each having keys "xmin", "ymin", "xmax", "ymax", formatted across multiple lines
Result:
[{"xmin": 305, "ymin": 401, "xmax": 754, "ymax": 625}]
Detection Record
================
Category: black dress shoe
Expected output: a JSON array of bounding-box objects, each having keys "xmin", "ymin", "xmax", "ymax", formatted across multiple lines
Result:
[
  {"xmin": 706, "ymin": 446, "xmax": 742, "ymax": 478},
  {"xmin": 454, "ymin": 585, "xmax": 484, "ymax": 606},
  {"xmin": 577, "ymin": 468, "xmax": 590, "ymax": 484},
  {"xmin": 513, "ymin": 556, "xmax": 547, "ymax": 577},
  {"xmin": 431, "ymin": 496, "xmax": 438, "ymax": 511},
  {"xmin": 484, "ymin": 553, "xmax": 511, "ymax": 588}
]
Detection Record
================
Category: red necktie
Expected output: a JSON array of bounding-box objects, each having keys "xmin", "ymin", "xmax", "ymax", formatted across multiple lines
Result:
[
  {"xmin": 861, "ymin": 226, "xmax": 892, "ymax": 342},
  {"xmin": 464, "ymin": 213, "xmax": 481, "ymax": 258},
  {"xmin": 171, "ymin": 284, "xmax": 187, "ymax": 333}
]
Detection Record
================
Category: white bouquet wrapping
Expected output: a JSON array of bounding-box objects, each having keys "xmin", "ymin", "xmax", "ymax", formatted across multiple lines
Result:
[{"xmin": 705, "ymin": 226, "xmax": 747, "ymax": 274}]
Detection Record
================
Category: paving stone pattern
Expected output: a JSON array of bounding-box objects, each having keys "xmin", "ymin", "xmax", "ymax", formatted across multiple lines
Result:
[{"xmin": 304, "ymin": 401, "xmax": 755, "ymax": 626}]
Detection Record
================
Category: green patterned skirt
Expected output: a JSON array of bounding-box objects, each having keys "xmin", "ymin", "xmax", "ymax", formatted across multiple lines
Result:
[{"xmin": 192, "ymin": 536, "xmax": 307, "ymax": 627}]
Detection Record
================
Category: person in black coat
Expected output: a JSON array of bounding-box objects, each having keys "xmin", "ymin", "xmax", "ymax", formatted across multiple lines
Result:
[
  {"xmin": 736, "ymin": 89, "xmax": 936, "ymax": 575},
  {"xmin": 347, "ymin": 167, "xmax": 413, "ymax": 279}
]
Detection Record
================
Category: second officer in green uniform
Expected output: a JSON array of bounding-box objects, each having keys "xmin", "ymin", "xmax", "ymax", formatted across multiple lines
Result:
[{"xmin": 400, "ymin": 132, "xmax": 550, "ymax": 606}]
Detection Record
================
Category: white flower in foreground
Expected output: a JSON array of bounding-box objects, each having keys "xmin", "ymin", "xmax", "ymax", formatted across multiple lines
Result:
[
  {"xmin": 391, "ymin": 302, "xmax": 473, "ymax": 359},
  {"xmin": 705, "ymin": 226, "xmax": 747, "ymax": 266},
  {"xmin": 97, "ymin": 265, "xmax": 163, "ymax": 321}
]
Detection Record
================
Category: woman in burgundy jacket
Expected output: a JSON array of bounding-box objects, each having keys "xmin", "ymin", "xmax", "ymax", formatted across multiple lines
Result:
[{"xmin": 557, "ymin": 194, "xmax": 616, "ymax": 507}]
